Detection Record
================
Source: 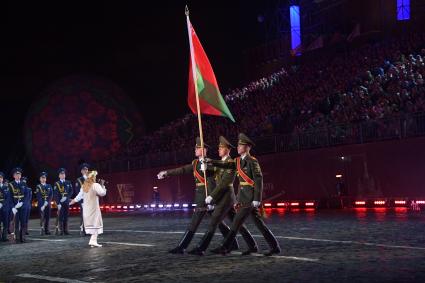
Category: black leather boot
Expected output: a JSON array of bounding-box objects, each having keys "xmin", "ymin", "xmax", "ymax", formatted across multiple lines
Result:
[
  {"xmin": 210, "ymin": 230, "xmax": 237, "ymax": 255},
  {"xmin": 168, "ymin": 230, "xmax": 194, "ymax": 254},
  {"xmin": 188, "ymin": 231, "xmax": 215, "ymax": 256},
  {"xmin": 64, "ymin": 220, "xmax": 70, "ymax": 235}
]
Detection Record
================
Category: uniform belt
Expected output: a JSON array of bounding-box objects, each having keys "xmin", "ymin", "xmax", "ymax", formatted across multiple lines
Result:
[
  {"xmin": 196, "ymin": 183, "xmax": 206, "ymax": 187},
  {"xmin": 239, "ymin": 182, "xmax": 254, "ymax": 187},
  {"xmin": 14, "ymin": 195, "xmax": 24, "ymax": 199}
]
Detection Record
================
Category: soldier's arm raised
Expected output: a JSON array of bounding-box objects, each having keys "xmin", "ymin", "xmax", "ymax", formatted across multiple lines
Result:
[{"xmin": 165, "ymin": 163, "xmax": 193, "ymax": 176}]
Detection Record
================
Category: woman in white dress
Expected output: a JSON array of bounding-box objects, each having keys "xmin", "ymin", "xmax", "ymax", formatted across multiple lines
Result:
[{"xmin": 70, "ymin": 171, "xmax": 106, "ymax": 247}]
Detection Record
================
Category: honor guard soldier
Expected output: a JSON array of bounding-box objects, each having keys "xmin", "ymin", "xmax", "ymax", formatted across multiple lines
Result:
[
  {"xmin": 21, "ymin": 176, "xmax": 32, "ymax": 235},
  {"xmin": 75, "ymin": 163, "xmax": 89, "ymax": 236},
  {"xmin": 54, "ymin": 168, "xmax": 73, "ymax": 235},
  {"xmin": 8, "ymin": 167, "xmax": 29, "ymax": 243},
  {"xmin": 0, "ymin": 172, "xmax": 12, "ymax": 241},
  {"xmin": 36, "ymin": 172, "xmax": 53, "ymax": 235},
  {"xmin": 157, "ymin": 137, "xmax": 236, "ymax": 254},
  {"xmin": 188, "ymin": 136, "xmax": 257, "ymax": 256},
  {"xmin": 210, "ymin": 133, "xmax": 281, "ymax": 256}
]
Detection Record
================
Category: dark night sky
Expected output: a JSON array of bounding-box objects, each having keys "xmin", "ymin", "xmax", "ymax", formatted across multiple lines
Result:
[{"xmin": 0, "ymin": 1, "xmax": 268, "ymax": 169}]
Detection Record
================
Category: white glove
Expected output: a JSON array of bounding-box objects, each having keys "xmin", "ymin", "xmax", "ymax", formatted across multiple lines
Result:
[
  {"xmin": 41, "ymin": 205, "xmax": 45, "ymax": 212},
  {"xmin": 0, "ymin": 203, "xmax": 2, "ymax": 209},
  {"xmin": 200, "ymin": 163, "xmax": 207, "ymax": 171},
  {"xmin": 57, "ymin": 204, "xmax": 62, "ymax": 210},
  {"xmin": 207, "ymin": 205, "xmax": 215, "ymax": 211},
  {"xmin": 44, "ymin": 201, "xmax": 48, "ymax": 207},
  {"xmin": 60, "ymin": 196, "xmax": 67, "ymax": 203},
  {"xmin": 157, "ymin": 171, "xmax": 167, "ymax": 180},
  {"xmin": 252, "ymin": 201, "xmax": 261, "ymax": 208},
  {"xmin": 205, "ymin": 196, "xmax": 213, "ymax": 204},
  {"xmin": 15, "ymin": 201, "xmax": 23, "ymax": 209},
  {"xmin": 12, "ymin": 207, "xmax": 18, "ymax": 215}
]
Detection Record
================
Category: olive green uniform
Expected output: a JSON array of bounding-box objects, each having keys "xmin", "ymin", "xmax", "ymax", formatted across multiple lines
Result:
[
  {"xmin": 212, "ymin": 133, "xmax": 281, "ymax": 255},
  {"xmin": 166, "ymin": 158, "xmax": 233, "ymax": 253},
  {"xmin": 188, "ymin": 155, "xmax": 257, "ymax": 254}
]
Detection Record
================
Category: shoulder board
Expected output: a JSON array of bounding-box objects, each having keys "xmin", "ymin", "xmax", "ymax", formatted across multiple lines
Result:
[{"xmin": 249, "ymin": 156, "xmax": 257, "ymax": 161}]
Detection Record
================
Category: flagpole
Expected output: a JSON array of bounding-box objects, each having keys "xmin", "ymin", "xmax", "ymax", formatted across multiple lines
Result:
[{"xmin": 186, "ymin": 6, "xmax": 208, "ymax": 199}]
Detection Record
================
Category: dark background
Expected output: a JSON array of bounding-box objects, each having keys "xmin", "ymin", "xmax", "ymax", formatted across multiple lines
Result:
[
  {"xmin": 2, "ymin": 0, "xmax": 424, "ymax": 176},
  {"xmin": 0, "ymin": 0, "xmax": 267, "ymax": 171}
]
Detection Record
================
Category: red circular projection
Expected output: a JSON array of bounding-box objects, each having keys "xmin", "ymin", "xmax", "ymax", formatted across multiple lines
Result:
[{"xmin": 25, "ymin": 75, "xmax": 144, "ymax": 171}]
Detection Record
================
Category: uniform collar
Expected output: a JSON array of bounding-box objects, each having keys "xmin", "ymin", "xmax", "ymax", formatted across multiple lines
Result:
[
  {"xmin": 241, "ymin": 153, "xmax": 248, "ymax": 160},
  {"xmin": 221, "ymin": 155, "xmax": 230, "ymax": 161}
]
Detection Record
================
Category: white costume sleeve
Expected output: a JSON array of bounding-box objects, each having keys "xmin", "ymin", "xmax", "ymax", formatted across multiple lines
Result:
[
  {"xmin": 94, "ymin": 183, "xmax": 107, "ymax": 197},
  {"xmin": 74, "ymin": 189, "xmax": 84, "ymax": 202}
]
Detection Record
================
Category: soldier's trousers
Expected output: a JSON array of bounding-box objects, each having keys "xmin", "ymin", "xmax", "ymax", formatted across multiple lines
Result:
[
  {"xmin": 224, "ymin": 206, "xmax": 279, "ymax": 250},
  {"xmin": 187, "ymin": 208, "xmax": 230, "ymax": 235},
  {"xmin": 0, "ymin": 207, "xmax": 10, "ymax": 239},
  {"xmin": 58, "ymin": 203, "xmax": 70, "ymax": 230},
  {"xmin": 206, "ymin": 202, "xmax": 257, "ymax": 249},
  {"xmin": 25, "ymin": 205, "xmax": 31, "ymax": 233},
  {"xmin": 14, "ymin": 207, "xmax": 28, "ymax": 240},
  {"xmin": 39, "ymin": 206, "xmax": 51, "ymax": 232}
]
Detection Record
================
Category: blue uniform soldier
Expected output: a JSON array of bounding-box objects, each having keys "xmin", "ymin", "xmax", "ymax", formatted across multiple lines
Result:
[
  {"xmin": 9, "ymin": 167, "xmax": 29, "ymax": 243},
  {"xmin": 75, "ymin": 163, "xmax": 89, "ymax": 236},
  {"xmin": 54, "ymin": 168, "xmax": 73, "ymax": 235},
  {"xmin": 0, "ymin": 172, "xmax": 12, "ymax": 241},
  {"xmin": 21, "ymin": 176, "xmax": 32, "ymax": 235},
  {"xmin": 36, "ymin": 172, "xmax": 53, "ymax": 235}
]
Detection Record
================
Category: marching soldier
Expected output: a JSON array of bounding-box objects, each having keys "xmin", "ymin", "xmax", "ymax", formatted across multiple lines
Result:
[
  {"xmin": 75, "ymin": 163, "xmax": 89, "ymax": 236},
  {"xmin": 36, "ymin": 172, "xmax": 53, "ymax": 235},
  {"xmin": 0, "ymin": 172, "xmax": 12, "ymax": 241},
  {"xmin": 188, "ymin": 136, "xmax": 258, "ymax": 256},
  {"xmin": 8, "ymin": 167, "xmax": 29, "ymax": 243},
  {"xmin": 21, "ymin": 176, "xmax": 32, "ymax": 235},
  {"xmin": 54, "ymin": 168, "xmax": 73, "ymax": 235},
  {"xmin": 157, "ymin": 137, "xmax": 237, "ymax": 254},
  {"xmin": 209, "ymin": 133, "xmax": 281, "ymax": 256}
]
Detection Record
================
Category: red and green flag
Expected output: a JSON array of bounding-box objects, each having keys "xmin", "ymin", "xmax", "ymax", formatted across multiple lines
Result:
[{"xmin": 187, "ymin": 19, "xmax": 235, "ymax": 122}]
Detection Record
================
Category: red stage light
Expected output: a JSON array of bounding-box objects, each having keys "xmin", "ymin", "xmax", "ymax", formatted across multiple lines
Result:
[
  {"xmin": 305, "ymin": 202, "xmax": 315, "ymax": 206},
  {"xmin": 290, "ymin": 202, "xmax": 299, "ymax": 206},
  {"xmin": 355, "ymin": 201, "xmax": 366, "ymax": 205},
  {"xmin": 374, "ymin": 200, "xmax": 386, "ymax": 205},
  {"xmin": 416, "ymin": 200, "xmax": 425, "ymax": 204},
  {"xmin": 394, "ymin": 200, "xmax": 406, "ymax": 205},
  {"xmin": 277, "ymin": 203, "xmax": 286, "ymax": 207},
  {"xmin": 264, "ymin": 203, "xmax": 272, "ymax": 207}
]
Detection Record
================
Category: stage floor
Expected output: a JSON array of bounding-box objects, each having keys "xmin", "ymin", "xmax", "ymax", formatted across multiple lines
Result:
[{"xmin": 1, "ymin": 208, "xmax": 425, "ymax": 282}]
